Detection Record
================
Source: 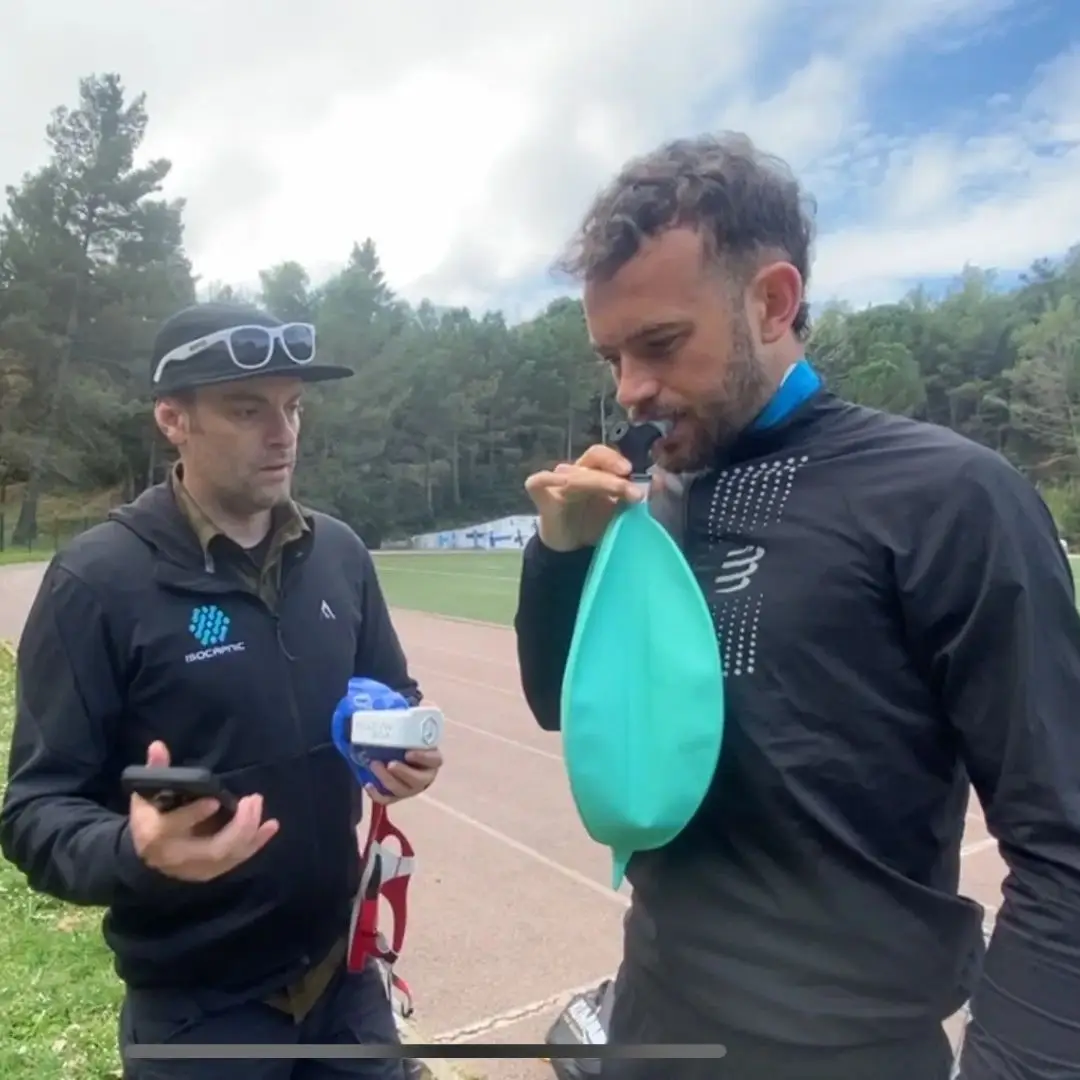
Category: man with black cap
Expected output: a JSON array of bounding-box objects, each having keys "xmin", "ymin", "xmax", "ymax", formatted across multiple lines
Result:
[{"xmin": 0, "ymin": 302, "xmax": 442, "ymax": 1078}]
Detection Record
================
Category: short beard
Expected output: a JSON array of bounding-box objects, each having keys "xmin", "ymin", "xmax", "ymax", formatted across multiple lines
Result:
[
  {"xmin": 664, "ymin": 311, "xmax": 774, "ymax": 473},
  {"xmin": 706, "ymin": 311, "xmax": 775, "ymax": 450}
]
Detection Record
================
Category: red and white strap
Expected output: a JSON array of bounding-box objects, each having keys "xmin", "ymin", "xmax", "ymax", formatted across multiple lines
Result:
[{"xmin": 347, "ymin": 800, "xmax": 415, "ymax": 1017}]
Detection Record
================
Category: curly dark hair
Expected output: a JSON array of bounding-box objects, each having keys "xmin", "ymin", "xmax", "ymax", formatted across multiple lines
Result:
[{"xmin": 555, "ymin": 132, "xmax": 817, "ymax": 340}]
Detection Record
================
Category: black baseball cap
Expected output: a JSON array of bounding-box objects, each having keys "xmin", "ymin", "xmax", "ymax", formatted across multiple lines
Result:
[{"xmin": 149, "ymin": 302, "xmax": 354, "ymax": 395}]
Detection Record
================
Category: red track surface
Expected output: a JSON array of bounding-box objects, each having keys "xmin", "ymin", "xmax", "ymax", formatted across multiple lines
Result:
[{"xmin": 0, "ymin": 566, "xmax": 1004, "ymax": 1079}]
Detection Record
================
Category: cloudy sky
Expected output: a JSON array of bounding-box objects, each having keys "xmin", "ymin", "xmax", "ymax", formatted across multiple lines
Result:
[{"xmin": 1, "ymin": 0, "xmax": 1078, "ymax": 321}]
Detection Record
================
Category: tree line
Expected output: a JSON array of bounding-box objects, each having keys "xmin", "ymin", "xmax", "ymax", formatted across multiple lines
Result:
[{"xmin": 2, "ymin": 73, "xmax": 1079, "ymax": 547}]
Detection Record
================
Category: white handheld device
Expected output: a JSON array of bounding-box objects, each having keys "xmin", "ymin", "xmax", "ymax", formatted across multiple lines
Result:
[{"xmin": 350, "ymin": 706, "xmax": 444, "ymax": 761}]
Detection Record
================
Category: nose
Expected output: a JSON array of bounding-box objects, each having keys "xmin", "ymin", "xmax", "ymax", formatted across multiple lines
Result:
[
  {"xmin": 614, "ymin": 357, "xmax": 661, "ymax": 416},
  {"xmin": 266, "ymin": 410, "xmax": 297, "ymax": 448}
]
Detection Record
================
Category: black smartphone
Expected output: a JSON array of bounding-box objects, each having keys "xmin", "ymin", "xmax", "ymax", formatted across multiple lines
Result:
[{"xmin": 120, "ymin": 765, "xmax": 238, "ymax": 834}]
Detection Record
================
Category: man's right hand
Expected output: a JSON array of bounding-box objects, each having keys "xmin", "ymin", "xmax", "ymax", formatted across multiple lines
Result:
[
  {"xmin": 524, "ymin": 444, "xmax": 645, "ymax": 552},
  {"xmin": 129, "ymin": 741, "xmax": 279, "ymax": 882}
]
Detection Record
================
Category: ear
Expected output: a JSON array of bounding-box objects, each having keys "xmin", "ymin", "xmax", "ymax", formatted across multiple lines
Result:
[
  {"xmin": 153, "ymin": 396, "xmax": 190, "ymax": 449},
  {"xmin": 746, "ymin": 261, "xmax": 804, "ymax": 346}
]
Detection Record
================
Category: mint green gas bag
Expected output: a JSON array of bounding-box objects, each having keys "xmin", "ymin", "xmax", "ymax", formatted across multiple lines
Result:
[{"xmin": 559, "ymin": 490, "xmax": 725, "ymax": 889}]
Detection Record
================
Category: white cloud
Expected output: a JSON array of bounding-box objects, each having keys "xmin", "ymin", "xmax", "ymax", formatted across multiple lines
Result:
[
  {"xmin": 0, "ymin": 0, "xmax": 1074, "ymax": 319},
  {"xmin": 811, "ymin": 44, "xmax": 1080, "ymax": 308},
  {"xmin": 714, "ymin": 56, "xmax": 864, "ymax": 173}
]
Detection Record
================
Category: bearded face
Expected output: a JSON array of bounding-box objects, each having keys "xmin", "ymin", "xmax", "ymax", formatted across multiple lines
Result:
[{"xmin": 584, "ymin": 228, "xmax": 778, "ymax": 474}]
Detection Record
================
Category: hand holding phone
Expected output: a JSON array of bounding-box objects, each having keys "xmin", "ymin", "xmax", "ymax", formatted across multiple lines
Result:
[{"xmin": 123, "ymin": 741, "xmax": 279, "ymax": 883}]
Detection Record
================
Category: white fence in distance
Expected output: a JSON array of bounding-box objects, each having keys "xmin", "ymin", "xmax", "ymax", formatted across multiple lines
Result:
[{"xmin": 410, "ymin": 514, "xmax": 540, "ymax": 551}]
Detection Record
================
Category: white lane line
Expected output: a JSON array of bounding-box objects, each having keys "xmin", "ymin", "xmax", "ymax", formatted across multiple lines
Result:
[
  {"xmin": 415, "ymin": 664, "xmax": 564, "ymax": 761},
  {"xmin": 419, "ymin": 793, "xmax": 631, "ymax": 909},
  {"xmin": 432, "ymin": 976, "xmax": 617, "ymax": 1044},
  {"xmin": 395, "ymin": 608, "xmax": 512, "ymax": 632},
  {"xmin": 412, "ymin": 642, "xmax": 519, "ymax": 669},
  {"xmin": 443, "ymin": 712, "xmax": 563, "ymax": 764},
  {"xmin": 406, "ymin": 616, "xmax": 1004, "ymax": 1051},
  {"xmin": 420, "ymin": 667, "xmax": 524, "ymax": 699},
  {"xmin": 425, "ymin": 804, "xmax": 1003, "ymax": 1047},
  {"xmin": 379, "ymin": 566, "xmax": 519, "ymax": 582}
]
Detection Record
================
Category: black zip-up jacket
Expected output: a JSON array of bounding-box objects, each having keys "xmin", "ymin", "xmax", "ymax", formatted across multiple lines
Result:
[
  {"xmin": 515, "ymin": 390, "xmax": 1080, "ymax": 1078},
  {"xmin": 0, "ymin": 481, "xmax": 420, "ymax": 994}
]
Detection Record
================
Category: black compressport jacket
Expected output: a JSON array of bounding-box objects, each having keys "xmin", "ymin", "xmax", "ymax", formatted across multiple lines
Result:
[
  {"xmin": 515, "ymin": 390, "xmax": 1080, "ymax": 1078},
  {"xmin": 0, "ymin": 482, "xmax": 420, "ymax": 994}
]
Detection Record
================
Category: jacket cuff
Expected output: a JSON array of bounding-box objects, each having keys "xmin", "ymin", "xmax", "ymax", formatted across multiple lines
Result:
[
  {"xmin": 113, "ymin": 820, "xmax": 176, "ymax": 896},
  {"xmin": 523, "ymin": 532, "xmax": 596, "ymax": 574}
]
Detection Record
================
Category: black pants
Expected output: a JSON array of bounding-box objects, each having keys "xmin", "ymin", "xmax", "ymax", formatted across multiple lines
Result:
[
  {"xmin": 119, "ymin": 959, "xmax": 406, "ymax": 1080},
  {"xmin": 597, "ymin": 966, "xmax": 955, "ymax": 1080}
]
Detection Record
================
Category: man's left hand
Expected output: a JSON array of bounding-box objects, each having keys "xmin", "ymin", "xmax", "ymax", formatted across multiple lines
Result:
[{"xmin": 365, "ymin": 748, "xmax": 443, "ymax": 805}]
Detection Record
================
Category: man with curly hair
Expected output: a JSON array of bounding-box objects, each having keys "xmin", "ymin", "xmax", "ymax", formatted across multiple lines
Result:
[{"xmin": 515, "ymin": 133, "xmax": 1080, "ymax": 1079}]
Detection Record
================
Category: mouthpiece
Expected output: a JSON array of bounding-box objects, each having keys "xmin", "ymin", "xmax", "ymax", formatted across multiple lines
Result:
[{"xmin": 609, "ymin": 419, "xmax": 671, "ymax": 477}]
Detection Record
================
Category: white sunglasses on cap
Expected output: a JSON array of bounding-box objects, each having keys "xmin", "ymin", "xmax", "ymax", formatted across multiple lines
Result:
[{"xmin": 152, "ymin": 322, "xmax": 316, "ymax": 386}]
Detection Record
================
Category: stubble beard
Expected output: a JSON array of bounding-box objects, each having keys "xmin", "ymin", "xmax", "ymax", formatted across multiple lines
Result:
[
  {"xmin": 659, "ymin": 315, "xmax": 774, "ymax": 474},
  {"xmin": 222, "ymin": 476, "xmax": 292, "ymax": 518}
]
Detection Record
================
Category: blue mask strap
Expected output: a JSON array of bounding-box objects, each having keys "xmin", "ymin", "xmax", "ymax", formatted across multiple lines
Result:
[
  {"xmin": 750, "ymin": 358, "xmax": 822, "ymax": 431},
  {"xmin": 332, "ymin": 695, "xmax": 374, "ymax": 787}
]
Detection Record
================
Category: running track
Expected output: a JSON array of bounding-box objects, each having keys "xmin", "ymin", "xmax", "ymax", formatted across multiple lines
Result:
[{"xmin": 0, "ymin": 562, "xmax": 1003, "ymax": 1078}]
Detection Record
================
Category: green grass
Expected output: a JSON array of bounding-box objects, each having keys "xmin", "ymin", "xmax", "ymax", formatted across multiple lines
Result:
[
  {"xmin": 371, "ymin": 551, "xmax": 523, "ymax": 626},
  {"xmin": 0, "ymin": 548, "xmax": 56, "ymax": 567},
  {"xmin": 370, "ymin": 550, "xmax": 1080, "ymax": 626},
  {"xmin": 3, "ymin": 545, "xmax": 1080, "ymax": 623},
  {"xmin": 0, "ymin": 484, "xmax": 117, "ymax": 567},
  {"xmin": 0, "ymin": 645, "xmax": 125, "ymax": 1079},
  {"xmin": 0, "ymin": 484, "xmax": 122, "ymax": 523}
]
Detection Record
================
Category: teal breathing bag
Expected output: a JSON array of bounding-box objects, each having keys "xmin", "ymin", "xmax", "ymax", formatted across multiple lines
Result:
[
  {"xmin": 559, "ymin": 361, "xmax": 823, "ymax": 888},
  {"xmin": 560, "ymin": 422, "xmax": 725, "ymax": 889}
]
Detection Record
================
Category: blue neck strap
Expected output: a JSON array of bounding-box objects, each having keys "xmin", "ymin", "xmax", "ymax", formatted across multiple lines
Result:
[{"xmin": 750, "ymin": 358, "xmax": 822, "ymax": 431}]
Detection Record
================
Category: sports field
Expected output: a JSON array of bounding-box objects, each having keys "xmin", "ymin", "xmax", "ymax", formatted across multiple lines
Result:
[
  {"xmin": 0, "ymin": 549, "xmax": 1073, "ymax": 1078},
  {"xmin": 371, "ymin": 548, "xmax": 1080, "ymax": 626},
  {"xmin": 371, "ymin": 551, "xmax": 527, "ymax": 625}
]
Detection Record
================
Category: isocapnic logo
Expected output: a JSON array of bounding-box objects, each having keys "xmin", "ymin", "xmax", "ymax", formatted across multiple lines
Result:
[
  {"xmin": 185, "ymin": 604, "xmax": 245, "ymax": 664},
  {"xmin": 189, "ymin": 604, "xmax": 230, "ymax": 647}
]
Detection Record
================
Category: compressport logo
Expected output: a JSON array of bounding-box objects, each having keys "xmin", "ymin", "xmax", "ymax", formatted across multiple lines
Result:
[
  {"xmin": 185, "ymin": 604, "xmax": 246, "ymax": 664},
  {"xmin": 714, "ymin": 544, "xmax": 766, "ymax": 594}
]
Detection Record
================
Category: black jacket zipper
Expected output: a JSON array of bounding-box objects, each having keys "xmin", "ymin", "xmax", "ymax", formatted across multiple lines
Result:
[{"xmin": 271, "ymin": 551, "xmax": 327, "ymax": 890}]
